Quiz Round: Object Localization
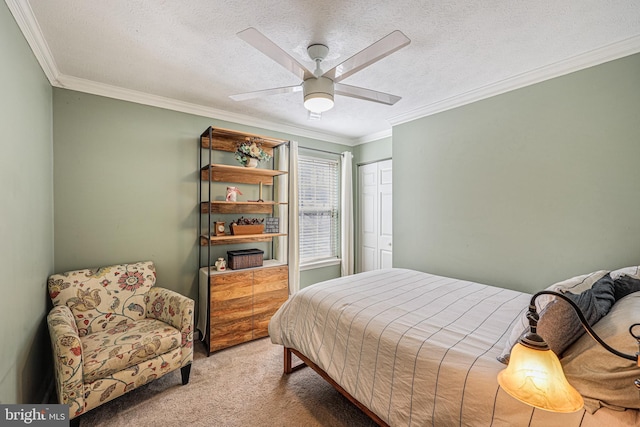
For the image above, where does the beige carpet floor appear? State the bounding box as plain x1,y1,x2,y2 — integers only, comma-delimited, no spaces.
78,338,377,427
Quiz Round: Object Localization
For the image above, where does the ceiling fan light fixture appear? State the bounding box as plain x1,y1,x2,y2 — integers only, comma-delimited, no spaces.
232,28,410,113
304,94,334,113
303,76,334,113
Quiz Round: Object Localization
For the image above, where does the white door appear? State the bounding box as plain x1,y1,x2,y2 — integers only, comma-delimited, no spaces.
359,159,392,272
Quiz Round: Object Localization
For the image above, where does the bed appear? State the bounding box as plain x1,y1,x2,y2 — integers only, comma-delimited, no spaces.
268,268,640,426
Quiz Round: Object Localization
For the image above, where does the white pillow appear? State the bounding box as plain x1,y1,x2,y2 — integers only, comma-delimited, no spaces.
497,270,610,364
610,265,640,280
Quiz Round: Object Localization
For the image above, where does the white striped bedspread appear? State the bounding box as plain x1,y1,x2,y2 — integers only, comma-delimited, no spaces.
268,268,638,427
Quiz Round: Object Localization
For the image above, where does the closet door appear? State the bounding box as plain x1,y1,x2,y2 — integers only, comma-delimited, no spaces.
359,159,392,272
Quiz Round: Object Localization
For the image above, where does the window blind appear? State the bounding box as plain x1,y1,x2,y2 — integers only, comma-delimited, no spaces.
298,155,339,264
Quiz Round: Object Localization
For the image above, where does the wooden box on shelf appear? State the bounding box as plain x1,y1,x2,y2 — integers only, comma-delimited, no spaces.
230,223,264,235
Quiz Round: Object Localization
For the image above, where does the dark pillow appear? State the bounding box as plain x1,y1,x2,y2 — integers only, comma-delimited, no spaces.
613,274,640,300
537,273,615,356
497,270,609,365
497,270,610,364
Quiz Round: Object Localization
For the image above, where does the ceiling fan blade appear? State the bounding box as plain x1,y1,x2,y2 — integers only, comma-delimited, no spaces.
237,27,313,81
334,83,401,105
230,85,302,101
323,30,410,83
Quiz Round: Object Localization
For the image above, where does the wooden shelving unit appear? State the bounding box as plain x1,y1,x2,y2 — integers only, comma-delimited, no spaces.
198,126,290,355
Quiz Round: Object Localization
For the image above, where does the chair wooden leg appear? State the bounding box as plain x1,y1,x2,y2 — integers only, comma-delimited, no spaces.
181,363,192,385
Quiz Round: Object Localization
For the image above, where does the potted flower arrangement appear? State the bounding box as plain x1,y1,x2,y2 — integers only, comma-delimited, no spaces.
235,139,272,168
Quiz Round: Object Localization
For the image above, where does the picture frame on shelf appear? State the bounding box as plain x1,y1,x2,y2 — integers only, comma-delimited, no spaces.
265,217,279,234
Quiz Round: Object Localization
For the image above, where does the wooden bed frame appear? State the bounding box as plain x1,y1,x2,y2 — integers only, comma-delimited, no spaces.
283,346,389,427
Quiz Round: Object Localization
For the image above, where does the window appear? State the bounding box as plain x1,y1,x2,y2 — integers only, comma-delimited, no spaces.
298,155,339,265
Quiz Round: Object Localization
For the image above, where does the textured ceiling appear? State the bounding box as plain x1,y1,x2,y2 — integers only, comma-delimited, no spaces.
13,0,640,143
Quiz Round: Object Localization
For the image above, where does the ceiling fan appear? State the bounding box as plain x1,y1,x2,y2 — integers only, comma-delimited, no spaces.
230,28,411,118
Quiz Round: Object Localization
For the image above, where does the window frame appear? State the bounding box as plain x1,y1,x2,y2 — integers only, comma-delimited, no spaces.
297,152,341,269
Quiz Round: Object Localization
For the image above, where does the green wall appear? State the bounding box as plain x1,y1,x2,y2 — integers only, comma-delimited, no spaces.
353,136,392,165
394,53,640,293
52,89,351,299
0,3,54,403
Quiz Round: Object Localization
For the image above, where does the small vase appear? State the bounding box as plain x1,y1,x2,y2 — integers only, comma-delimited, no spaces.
245,158,258,168
214,257,226,271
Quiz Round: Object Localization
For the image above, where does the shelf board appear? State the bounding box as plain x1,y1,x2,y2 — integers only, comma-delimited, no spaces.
200,127,288,153
199,233,287,246
199,259,287,276
201,201,288,214
203,164,287,176
201,164,287,185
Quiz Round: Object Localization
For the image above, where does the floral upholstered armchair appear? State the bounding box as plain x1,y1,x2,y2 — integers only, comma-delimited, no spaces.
47,261,194,420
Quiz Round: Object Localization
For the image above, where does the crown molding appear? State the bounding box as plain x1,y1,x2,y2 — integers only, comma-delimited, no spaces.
354,129,392,145
55,74,355,145
5,0,60,85
389,35,640,127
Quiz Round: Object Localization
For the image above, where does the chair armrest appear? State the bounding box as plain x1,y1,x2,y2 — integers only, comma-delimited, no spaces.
145,287,195,364
47,305,85,418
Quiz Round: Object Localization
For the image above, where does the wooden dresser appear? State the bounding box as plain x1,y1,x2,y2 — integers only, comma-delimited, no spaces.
200,262,288,352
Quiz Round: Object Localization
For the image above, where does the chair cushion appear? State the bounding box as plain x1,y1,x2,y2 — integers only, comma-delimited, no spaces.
82,318,181,383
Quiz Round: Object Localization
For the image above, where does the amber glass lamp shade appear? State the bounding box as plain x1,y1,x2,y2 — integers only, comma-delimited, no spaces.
497,342,584,413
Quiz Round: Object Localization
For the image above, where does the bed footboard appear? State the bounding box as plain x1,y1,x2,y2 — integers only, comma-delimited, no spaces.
282,346,389,427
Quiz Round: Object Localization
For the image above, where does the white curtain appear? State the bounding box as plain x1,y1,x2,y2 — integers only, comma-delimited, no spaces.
277,141,300,294
340,151,354,276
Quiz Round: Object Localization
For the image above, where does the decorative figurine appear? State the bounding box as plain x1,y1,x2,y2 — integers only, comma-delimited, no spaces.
226,186,242,202
214,257,226,271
